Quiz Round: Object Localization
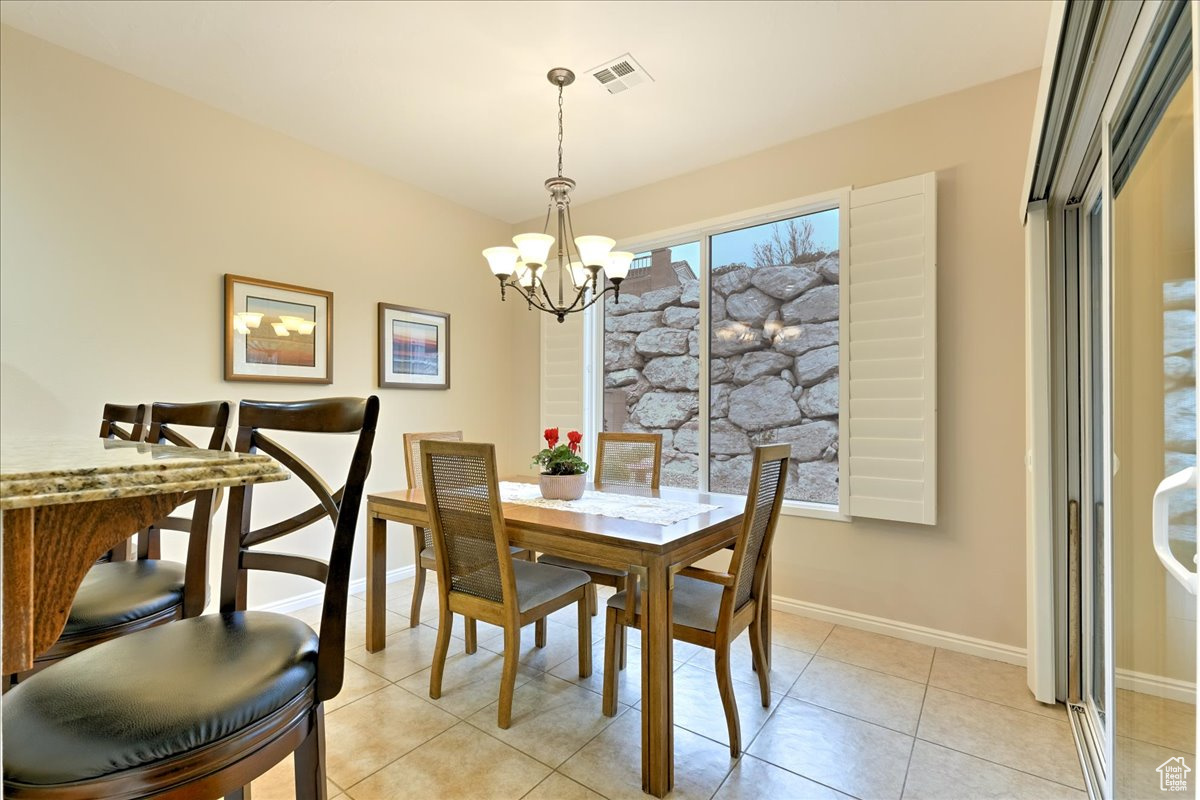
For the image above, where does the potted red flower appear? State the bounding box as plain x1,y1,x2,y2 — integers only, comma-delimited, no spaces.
532,428,589,500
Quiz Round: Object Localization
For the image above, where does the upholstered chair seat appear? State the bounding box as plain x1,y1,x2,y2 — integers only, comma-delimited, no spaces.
529,555,627,579
3,612,318,788
606,574,725,633
61,560,187,636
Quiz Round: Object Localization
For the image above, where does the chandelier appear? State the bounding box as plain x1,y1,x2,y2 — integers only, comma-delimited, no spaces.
482,68,632,323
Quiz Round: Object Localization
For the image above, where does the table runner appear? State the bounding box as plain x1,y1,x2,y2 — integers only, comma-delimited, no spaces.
499,481,720,526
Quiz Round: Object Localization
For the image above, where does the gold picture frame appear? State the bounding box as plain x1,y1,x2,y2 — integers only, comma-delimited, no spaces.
224,274,333,384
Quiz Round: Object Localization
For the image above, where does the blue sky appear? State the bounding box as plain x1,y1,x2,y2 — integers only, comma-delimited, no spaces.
639,208,839,277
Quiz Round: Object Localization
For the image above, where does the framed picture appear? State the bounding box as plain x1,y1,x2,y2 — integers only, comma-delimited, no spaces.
224,274,333,384
378,303,450,389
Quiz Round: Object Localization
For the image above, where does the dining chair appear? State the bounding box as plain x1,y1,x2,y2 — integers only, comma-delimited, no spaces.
538,432,661,664
95,402,149,563
3,396,379,800
423,440,592,729
11,401,230,682
404,431,534,653
600,443,790,757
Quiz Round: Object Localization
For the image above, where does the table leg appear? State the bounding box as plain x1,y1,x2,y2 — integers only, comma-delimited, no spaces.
3,508,35,675
641,555,674,797
366,515,387,653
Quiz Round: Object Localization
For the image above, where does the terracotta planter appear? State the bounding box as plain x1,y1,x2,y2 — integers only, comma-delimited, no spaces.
539,472,586,500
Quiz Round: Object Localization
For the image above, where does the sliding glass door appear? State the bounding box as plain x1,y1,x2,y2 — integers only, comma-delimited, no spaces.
1071,48,1197,800
1108,69,1196,799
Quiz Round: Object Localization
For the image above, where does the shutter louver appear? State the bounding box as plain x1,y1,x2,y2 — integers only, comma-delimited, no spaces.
846,173,937,524
539,303,587,440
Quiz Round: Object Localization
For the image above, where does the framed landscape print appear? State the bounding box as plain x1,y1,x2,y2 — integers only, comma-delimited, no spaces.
224,274,333,383
378,303,449,389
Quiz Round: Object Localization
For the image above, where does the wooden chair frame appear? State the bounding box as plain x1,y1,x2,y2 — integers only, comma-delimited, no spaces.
422,441,592,729
541,431,662,660
601,444,790,757
4,397,379,800
403,430,534,652
401,430,462,633
97,403,148,563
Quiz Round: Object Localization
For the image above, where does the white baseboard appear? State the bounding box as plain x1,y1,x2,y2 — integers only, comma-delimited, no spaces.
1116,668,1197,704
771,594,1028,667
252,564,417,614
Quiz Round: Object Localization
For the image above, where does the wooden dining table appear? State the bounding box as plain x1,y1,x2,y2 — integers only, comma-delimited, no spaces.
0,437,288,675
364,478,748,798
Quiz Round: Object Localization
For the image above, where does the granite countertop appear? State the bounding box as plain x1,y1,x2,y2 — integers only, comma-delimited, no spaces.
0,438,289,510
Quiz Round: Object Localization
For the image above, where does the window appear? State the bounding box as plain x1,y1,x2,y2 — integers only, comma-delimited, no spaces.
603,241,701,488
708,210,840,502
571,175,936,523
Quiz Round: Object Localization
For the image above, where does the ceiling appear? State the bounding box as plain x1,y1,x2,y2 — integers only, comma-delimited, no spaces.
0,0,1051,222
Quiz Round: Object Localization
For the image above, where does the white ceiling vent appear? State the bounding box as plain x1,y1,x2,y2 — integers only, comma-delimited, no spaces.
588,54,653,94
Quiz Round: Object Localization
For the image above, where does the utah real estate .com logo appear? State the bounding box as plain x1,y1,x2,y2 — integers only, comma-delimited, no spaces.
1158,756,1191,792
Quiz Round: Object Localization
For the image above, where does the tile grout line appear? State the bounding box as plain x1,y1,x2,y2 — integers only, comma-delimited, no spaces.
909,736,1088,794
925,683,1071,723
897,683,929,800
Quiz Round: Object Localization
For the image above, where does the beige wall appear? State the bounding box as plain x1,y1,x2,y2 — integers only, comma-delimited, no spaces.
0,26,526,608
512,70,1041,647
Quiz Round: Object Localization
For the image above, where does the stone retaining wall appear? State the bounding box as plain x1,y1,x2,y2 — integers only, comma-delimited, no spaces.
603,253,841,503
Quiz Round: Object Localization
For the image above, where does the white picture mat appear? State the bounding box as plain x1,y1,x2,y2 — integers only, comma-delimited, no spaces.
383,307,447,385
230,281,329,379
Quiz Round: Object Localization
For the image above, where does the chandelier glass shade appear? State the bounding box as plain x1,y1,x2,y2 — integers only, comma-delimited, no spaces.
482,68,631,323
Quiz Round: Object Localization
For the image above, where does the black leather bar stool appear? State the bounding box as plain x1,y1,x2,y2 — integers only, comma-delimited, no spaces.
3,396,379,800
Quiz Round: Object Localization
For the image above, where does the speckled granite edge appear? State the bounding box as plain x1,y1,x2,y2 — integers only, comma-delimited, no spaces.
0,462,289,511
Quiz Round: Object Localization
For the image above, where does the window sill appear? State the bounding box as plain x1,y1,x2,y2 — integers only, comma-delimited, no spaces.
780,500,850,523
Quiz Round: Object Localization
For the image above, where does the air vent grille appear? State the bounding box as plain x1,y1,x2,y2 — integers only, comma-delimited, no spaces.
588,53,653,94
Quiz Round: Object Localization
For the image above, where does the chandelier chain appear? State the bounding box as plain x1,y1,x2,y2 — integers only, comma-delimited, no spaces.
557,82,564,178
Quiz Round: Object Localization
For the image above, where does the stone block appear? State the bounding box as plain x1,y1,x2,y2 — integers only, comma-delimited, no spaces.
711,383,732,418
794,345,839,386
605,368,639,388
729,377,803,432
643,355,699,391
725,287,780,327
680,281,701,308
663,306,700,329
781,285,840,324
754,420,838,462
604,332,642,371
799,378,839,418
631,391,699,428
635,327,690,357
788,460,839,504
816,254,840,284
711,320,766,356
712,265,753,296
605,310,663,333
750,265,822,300
733,351,793,384
640,285,684,311
605,293,643,315
773,321,839,356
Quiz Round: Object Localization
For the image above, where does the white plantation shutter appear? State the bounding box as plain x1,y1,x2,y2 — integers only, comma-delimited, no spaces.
537,279,595,452
845,173,937,524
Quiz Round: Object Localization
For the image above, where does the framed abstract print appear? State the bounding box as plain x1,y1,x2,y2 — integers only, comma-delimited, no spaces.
378,303,449,390
224,274,332,384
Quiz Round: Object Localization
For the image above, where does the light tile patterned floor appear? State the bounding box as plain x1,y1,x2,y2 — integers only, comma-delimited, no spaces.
251,578,1085,800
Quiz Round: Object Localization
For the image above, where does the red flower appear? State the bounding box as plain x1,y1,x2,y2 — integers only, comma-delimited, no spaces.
544,427,559,448
567,430,582,454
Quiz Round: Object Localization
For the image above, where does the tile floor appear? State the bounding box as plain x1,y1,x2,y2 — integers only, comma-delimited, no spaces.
251,577,1086,800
